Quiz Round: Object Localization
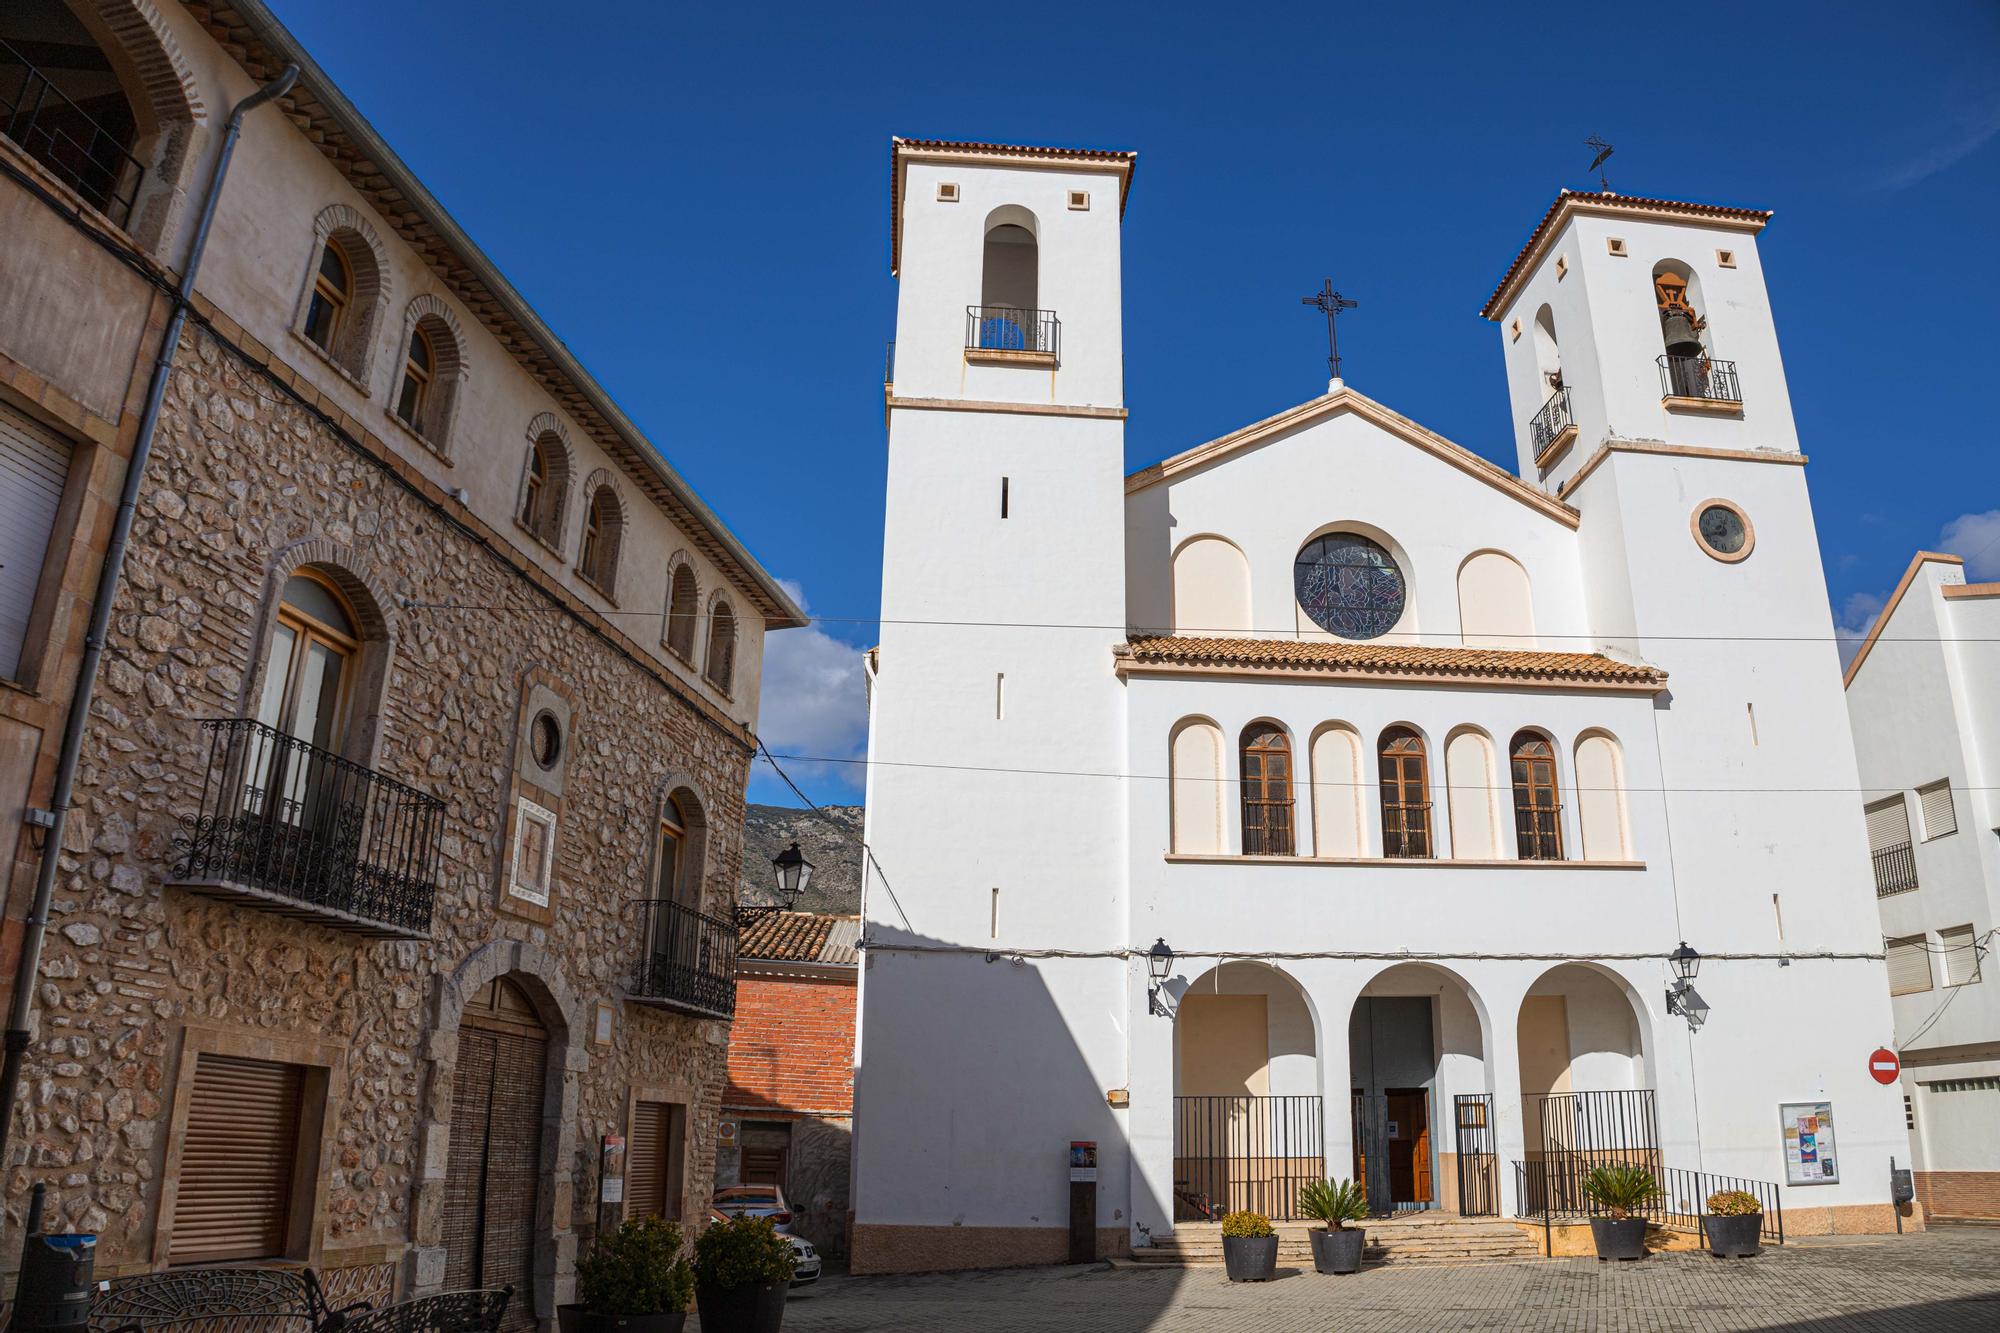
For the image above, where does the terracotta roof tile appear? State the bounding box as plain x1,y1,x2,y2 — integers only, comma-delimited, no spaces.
738,911,838,963
1480,190,1772,320
1119,636,1664,687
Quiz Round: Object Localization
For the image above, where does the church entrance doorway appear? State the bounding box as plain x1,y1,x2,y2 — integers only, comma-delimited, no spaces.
444,977,548,1333
1349,965,1491,1216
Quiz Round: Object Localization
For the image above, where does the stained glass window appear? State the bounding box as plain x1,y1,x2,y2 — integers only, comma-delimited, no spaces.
1294,534,1406,640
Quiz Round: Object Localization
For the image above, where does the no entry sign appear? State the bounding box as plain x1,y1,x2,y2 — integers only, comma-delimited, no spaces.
1868,1048,1901,1085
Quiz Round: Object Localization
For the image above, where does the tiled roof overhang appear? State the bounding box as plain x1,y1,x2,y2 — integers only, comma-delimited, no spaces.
1118,636,1666,692
890,136,1136,274
185,1,806,628
1480,190,1773,321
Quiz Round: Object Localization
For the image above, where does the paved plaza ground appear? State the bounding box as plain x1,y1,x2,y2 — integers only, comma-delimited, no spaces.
702,1226,2000,1332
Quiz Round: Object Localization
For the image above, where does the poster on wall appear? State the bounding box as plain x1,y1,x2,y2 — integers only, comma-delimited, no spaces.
1779,1101,1838,1185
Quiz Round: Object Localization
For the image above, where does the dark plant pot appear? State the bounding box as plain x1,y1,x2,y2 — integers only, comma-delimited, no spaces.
1702,1213,1763,1258
1589,1217,1648,1261
1310,1227,1365,1274
693,1279,787,1333
555,1307,687,1333
1222,1234,1278,1282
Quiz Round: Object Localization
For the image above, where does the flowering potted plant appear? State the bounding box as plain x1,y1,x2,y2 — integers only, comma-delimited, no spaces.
1298,1179,1368,1274
558,1217,694,1333
1219,1210,1277,1282
1702,1190,1764,1258
1581,1164,1659,1261
693,1214,796,1333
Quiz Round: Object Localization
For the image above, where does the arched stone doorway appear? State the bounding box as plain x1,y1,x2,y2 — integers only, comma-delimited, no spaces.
445,977,547,1332
1515,963,1657,1215
1348,963,1491,1215
1172,962,1322,1220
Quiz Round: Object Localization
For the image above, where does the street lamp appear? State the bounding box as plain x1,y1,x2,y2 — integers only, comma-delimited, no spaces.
1666,941,1707,1031
1669,941,1701,983
739,842,813,925
1146,938,1175,1017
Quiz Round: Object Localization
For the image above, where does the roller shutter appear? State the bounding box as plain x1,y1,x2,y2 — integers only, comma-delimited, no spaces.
0,402,73,681
628,1101,668,1219
169,1053,305,1263
1886,936,1933,997
1917,781,1958,840
1864,797,1911,853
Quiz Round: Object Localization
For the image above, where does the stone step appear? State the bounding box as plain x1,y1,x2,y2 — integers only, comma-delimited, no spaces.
1137,1218,1541,1269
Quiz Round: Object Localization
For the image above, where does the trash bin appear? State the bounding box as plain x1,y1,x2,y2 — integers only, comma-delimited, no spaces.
14,1234,96,1333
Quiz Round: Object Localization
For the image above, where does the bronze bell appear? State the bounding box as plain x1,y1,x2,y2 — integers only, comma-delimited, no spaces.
1660,309,1703,359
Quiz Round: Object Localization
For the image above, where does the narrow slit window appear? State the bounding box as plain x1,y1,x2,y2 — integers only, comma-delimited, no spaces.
995,672,1005,720
1001,477,1009,518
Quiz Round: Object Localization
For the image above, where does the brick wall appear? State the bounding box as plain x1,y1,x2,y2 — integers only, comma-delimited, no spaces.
723,973,856,1115
1915,1171,2000,1220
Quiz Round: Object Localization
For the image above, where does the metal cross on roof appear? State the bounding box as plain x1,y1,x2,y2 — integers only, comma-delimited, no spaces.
1300,279,1359,384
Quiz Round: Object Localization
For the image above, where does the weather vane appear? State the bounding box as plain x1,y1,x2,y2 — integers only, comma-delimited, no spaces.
1586,135,1615,192
1300,279,1358,384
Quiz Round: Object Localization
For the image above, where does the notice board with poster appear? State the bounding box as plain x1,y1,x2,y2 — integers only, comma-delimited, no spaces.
1779,1102,1838,1185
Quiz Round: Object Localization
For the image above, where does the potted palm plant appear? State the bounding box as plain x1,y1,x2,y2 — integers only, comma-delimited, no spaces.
1298,1179,1368,1274
1581,1164,1659,1261
558,1217,694,1333
1219,1210,1278,1282
1702,1189,1764,1258
693,1214,796,1333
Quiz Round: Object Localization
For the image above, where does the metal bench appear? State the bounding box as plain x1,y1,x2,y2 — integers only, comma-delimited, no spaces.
323,1290,511,1333
90,1268,370,1333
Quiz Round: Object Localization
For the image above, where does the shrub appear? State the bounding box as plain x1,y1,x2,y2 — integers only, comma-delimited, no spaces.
1297,1179,1369,1231
1220,1210,1274,1239
694,1213,797,1290
1581,1164,1661,1219
1705,1190,1763,1217
575,1217,693,1316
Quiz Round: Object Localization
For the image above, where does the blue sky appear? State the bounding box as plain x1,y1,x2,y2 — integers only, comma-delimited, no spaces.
271,0,2000,806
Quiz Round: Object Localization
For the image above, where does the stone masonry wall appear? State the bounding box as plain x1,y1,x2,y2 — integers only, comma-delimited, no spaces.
4,324,747,1282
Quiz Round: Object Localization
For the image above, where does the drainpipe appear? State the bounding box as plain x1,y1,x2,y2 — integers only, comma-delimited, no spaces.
0,64,300,1181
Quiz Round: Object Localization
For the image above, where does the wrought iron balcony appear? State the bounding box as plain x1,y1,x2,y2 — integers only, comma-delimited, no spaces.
168,718,443,938
1,38,144,225
1872,842,1919,897
628,898,737,1019
965,305,1060,363
1529,386,1576,463
1658,353,1741,404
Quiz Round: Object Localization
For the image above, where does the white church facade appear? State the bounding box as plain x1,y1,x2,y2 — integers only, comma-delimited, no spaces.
851,137,1916,1272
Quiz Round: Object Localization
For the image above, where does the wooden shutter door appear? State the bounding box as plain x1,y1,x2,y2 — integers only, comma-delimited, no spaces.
442,1031,498,1292
170,1053,304,1263
628,1102,667,1218
0,402,72,681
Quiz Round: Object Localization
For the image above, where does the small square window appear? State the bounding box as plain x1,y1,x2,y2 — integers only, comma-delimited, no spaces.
1555,255,1568,280
1509,319,1522,342
1716,248,1737,268
1068,190,1090,211
936,182,960,203
1606,237,1628,256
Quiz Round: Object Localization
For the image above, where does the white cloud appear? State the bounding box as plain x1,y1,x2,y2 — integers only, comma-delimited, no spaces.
1834,590,1885,668
1939,509,2000,580
1875,99,2000,191
752,580,868,798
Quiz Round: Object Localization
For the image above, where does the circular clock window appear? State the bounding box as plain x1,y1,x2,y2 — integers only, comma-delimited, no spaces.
1693,501,1754,563
1294,533,1407,640
530,711,563,770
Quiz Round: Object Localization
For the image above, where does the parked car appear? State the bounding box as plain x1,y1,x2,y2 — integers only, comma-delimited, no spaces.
712,1184,791,1225
707,1203,821,1286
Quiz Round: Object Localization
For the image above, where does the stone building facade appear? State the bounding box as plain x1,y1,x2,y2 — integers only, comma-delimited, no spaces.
0,1,802,1321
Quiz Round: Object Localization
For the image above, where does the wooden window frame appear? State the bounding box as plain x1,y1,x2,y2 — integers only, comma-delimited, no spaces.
395,324,436,431
665,562,699,661
265,569,360,748
703,600,737,693
521,440,548,532
1379,727,1432,859
1239,724,1295,856
1510,731,1565,861
303,241,351,354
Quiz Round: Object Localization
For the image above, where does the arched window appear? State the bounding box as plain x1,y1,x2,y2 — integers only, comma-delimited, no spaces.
395,324,435,430
1653,261,1723,398
252,570,360,821
1531,304,1562,393
1170,718,1226,854
391,300,465,453
1510,731,1564,861
1445,728,1501,859
579,486,623,596
1240,723,1295,856
975,207,1043,352
0,6,142,223
515,418,573,550
1309,723,1365,857
1574,732,1630,861
657,794,695,906
303,242,351,354
1379,726,1431,858
1172,536,1251,635
665,561,699,661
1457,551,1535,649
704,599,737,693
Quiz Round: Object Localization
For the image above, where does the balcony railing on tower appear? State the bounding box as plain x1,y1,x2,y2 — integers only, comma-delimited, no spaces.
1871,842,1919,897
1,37,145,225
1529,386,1575,463
169,718,443,938
627,898,737,1019
1658,353,1741,404
965,305,1060,363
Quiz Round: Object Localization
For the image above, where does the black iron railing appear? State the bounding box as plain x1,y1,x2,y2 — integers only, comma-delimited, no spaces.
1529,387,1574,457
966,305,1060,361
1454,1093,1500,1217
1872,842,1918,897
1520,1089,1661,1213
1173,1094,1323,1221
170,718,442,936
629,898,737,1017
1658,353,1741,403
1,38,144,224
1513,1159,1783,1245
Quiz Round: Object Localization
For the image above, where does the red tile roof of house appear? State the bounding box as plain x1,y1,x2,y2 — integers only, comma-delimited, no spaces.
738,911,838,963
1119,636,1665,688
